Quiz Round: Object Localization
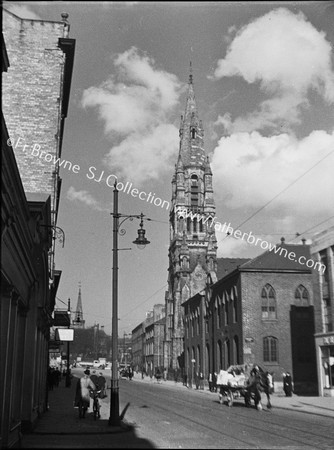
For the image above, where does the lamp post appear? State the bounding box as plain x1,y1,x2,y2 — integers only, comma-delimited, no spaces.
66,298,71,387
109,182,150,426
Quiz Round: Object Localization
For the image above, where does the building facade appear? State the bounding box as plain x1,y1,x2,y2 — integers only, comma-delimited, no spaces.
164,68,218,373
311,226,334,396
2,8,75,285
183,240,318,394
1,8,75,444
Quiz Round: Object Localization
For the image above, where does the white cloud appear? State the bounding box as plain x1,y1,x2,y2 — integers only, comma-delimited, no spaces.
212,7,334,133
66,187,108,211
103,124,179,185
5,3,42,20
82,47,182,185
211,130,334,215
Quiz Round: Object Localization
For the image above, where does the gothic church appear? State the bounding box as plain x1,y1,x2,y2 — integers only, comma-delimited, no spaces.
163,68,218,370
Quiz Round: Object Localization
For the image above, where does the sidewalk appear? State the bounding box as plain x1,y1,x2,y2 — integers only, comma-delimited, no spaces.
20,376,155,448
132,372,334,419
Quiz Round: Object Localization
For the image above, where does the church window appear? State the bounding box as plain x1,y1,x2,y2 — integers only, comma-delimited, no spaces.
191,127,196,139
199,220,203,232
193,218,197,232
224,299,229,325
261,284,277,320
187,218,191,232
191,174,199,207
295,285,309,307
263,336,278,362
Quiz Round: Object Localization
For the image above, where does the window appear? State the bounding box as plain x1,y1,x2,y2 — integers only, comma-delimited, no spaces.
191,174,199,207
224,299,229,325
191,127,196,139
263,336,278,362
261,284,276,319
295,285,309,307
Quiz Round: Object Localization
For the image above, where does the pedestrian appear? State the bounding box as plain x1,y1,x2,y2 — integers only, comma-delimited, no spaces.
90,370,99,388
208,373,213,392
199,372,204,390
55,367,61,387
98,372,106,398
213,372,217,392
283,372,293,397
74,369,96,419
195,372,199,389
47,367,54,391
128,367,133,381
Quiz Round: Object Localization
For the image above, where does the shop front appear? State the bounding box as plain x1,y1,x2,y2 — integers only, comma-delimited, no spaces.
315,333,334,397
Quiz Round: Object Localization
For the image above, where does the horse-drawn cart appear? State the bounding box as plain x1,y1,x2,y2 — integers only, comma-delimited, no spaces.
217,365,248,407
217,364,272,410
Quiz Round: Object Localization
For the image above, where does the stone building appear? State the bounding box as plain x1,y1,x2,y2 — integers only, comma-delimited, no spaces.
1,8,75,444
132,304,165,376
311,226,334,396
183,239,318,393
164,67,218,374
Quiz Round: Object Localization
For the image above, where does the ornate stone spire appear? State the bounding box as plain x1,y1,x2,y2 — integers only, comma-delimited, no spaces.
178,64,206,168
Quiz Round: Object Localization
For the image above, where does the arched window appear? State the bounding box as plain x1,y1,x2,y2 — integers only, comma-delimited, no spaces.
225,298,229,325
225,339,230,368
191,127,196,139
295,285,309,307
193,218,197,232
191,174,199,207
217,340,223,371
263,336,278,362
187,218,191,232
233,336,239,365
261,284,276,319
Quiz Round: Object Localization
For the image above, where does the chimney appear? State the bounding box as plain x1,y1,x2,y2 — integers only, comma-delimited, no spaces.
61,12,70,38
280,237,285,244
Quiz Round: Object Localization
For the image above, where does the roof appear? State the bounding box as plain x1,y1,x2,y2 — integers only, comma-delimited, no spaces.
239,241,312,272
217,258,250,279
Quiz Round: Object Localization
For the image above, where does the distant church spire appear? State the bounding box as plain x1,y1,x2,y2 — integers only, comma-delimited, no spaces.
73,282,85,328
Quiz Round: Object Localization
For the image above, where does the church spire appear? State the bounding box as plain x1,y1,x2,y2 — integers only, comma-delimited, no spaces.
73,282,85,328
179,64,206,168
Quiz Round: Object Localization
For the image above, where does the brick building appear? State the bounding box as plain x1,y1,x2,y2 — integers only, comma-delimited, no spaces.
2,8,75,282
311,226,334,396
1,8,75,444
183,239,318,393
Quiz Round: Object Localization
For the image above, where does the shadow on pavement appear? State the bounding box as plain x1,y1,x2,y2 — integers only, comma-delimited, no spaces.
20,376,156,448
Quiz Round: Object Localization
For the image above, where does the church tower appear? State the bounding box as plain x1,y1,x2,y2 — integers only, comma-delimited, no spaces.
164,65,218,371
72,282,85,328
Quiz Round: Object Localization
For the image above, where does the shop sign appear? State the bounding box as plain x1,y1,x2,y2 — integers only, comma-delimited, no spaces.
323,336,334,345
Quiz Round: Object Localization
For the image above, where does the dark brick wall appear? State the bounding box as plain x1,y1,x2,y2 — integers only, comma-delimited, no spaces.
240,270,314,382
3,10,67,214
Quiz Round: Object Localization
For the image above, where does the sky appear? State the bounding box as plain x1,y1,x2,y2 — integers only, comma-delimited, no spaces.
4,1,334,336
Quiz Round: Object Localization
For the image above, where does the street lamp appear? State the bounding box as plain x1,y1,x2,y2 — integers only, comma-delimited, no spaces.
109,181,150,426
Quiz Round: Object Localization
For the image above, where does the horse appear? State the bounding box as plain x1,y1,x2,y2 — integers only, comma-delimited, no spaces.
244,366,272,410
